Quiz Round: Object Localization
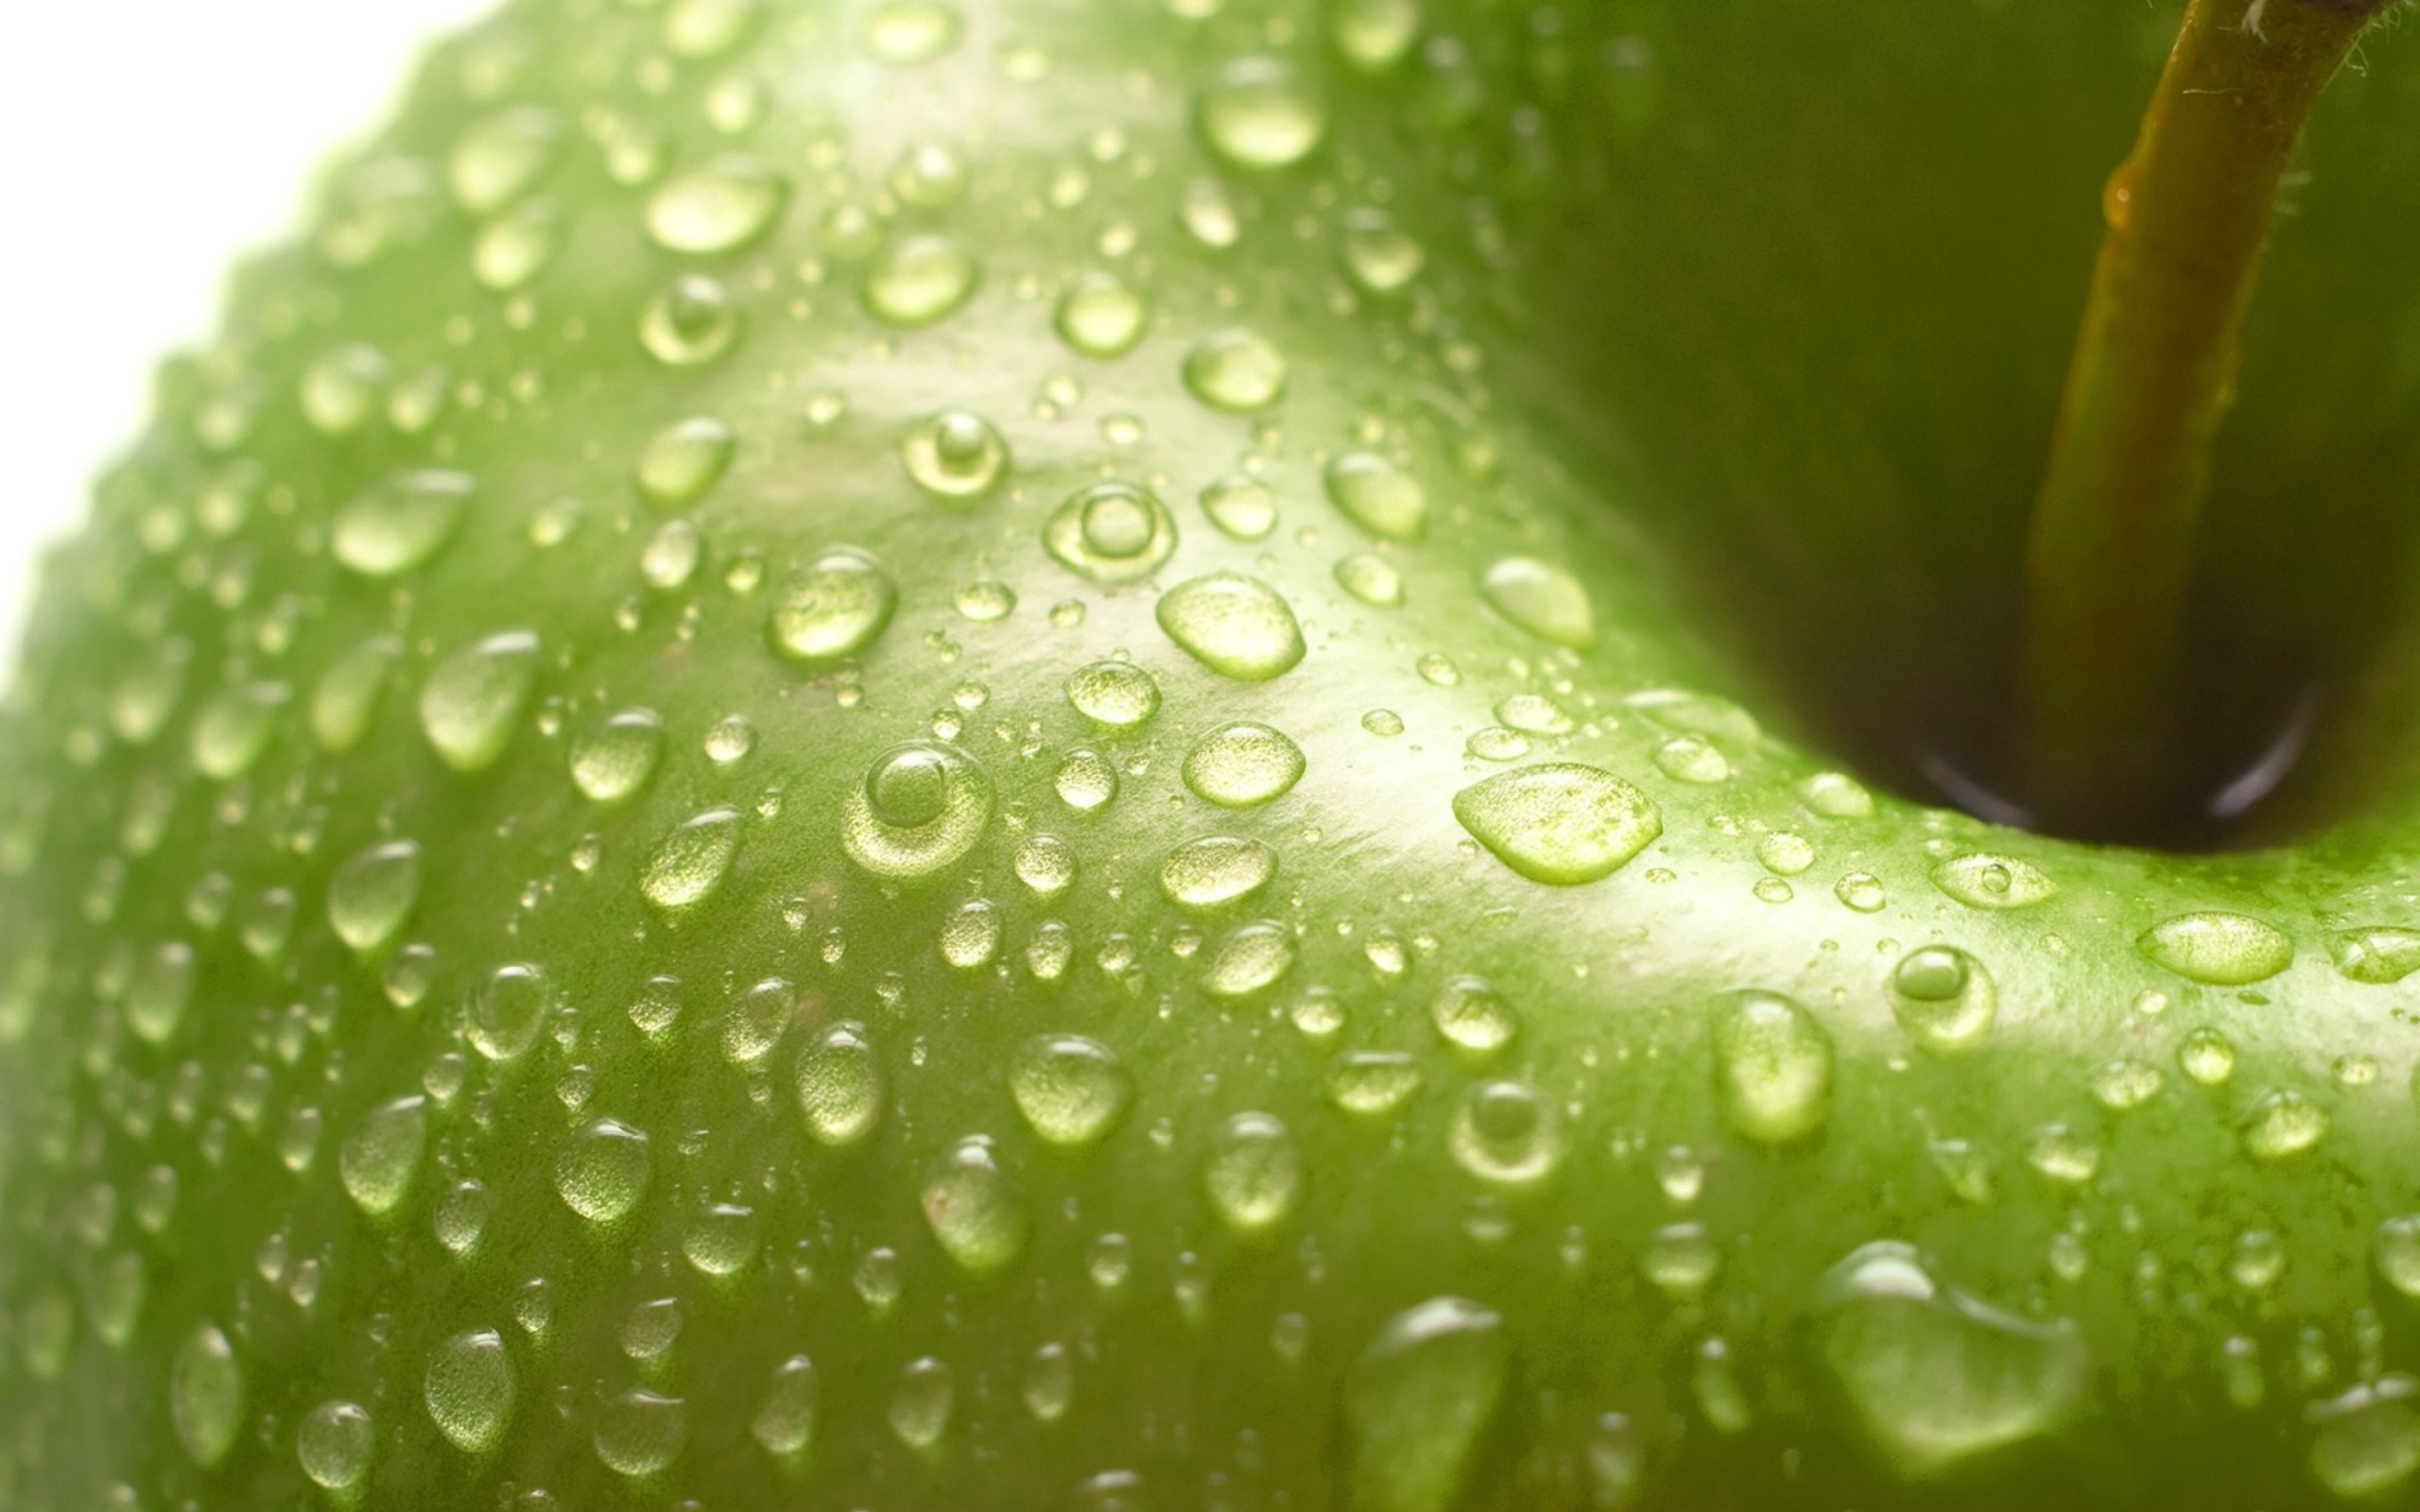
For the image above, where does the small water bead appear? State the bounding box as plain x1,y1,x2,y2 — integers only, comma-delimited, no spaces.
2240,1090,2328,1160
1331,0,1423,70
1891,946,1996,1053
334,469,474,577
1198,57,1326,168
1204,1112,1304,1233
1710,989,1835,1143
955,578,1016,621
555,1117,652,1224
2138,911,2293,985
890,1356,956,1449
938,901,1003,969
2026,1125,2100,1185
862,0,962,63
640,274,741,366
1451,1080,1564,1185
2309,1378,2420,1498
450,105,562,213
795,1022,884,1145
126,940,196,1044
1799,771,1876,819
1643,1223,1722,1297
1065,660,1162,727
635,416,737,508
312,635,401,753
752,1356,818,1459
1478,557,1595,648
1811,1243,2092,1479
1343,1298,1508,1512
864,234,981,326
420,630,542,772
1056,270,1149,357
766,547,897,665
329,839,422,954
298,1400,374,1492
1341,207,1426,293
1335,553,1404,607
1184,327,1289,412
472,198,561,289
570,709,666,802
1431,975,1517,1055
1453,764,1662,885
1183,721,1305,808
424,1330,515,1453
641,807,741,911
2088,1057,2165,1110
1328,1051,1423,1115
1926,854,2055,913
842,743,994,879
2178,1026,2238,1086
171,1323,244,1466
1160,835,1277,909
901,410,1009,500
339,1095,428,1216
1201,473,1278,539
1047,482,1179,582
1324,452,1426,541
646,155,787,253
435,1180,492,1255
1157,573,1305,680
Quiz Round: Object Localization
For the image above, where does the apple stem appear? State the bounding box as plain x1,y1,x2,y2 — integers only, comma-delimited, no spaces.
2018,0,2394,834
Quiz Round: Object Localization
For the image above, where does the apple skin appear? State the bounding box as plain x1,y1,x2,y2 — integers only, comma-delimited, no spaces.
5,2,2420,1510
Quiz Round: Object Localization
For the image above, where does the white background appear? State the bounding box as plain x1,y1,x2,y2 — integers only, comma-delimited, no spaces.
0,0,496,664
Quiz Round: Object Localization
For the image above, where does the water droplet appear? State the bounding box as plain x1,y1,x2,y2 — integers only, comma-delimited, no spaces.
1799,771,1876,819
312,635,402,753
2088,1057,2165,1110
334,470,475,577
1932,853,2057,910
955,578,1016,621
1183,722,1305,808
473,198,562,289
635,416,737,508
126,940,196,1045
1161,835,1277,909
765,547,897,666
424,1330,515,1453
1890,946,1996,1053
330,840,422,954
1156,573,1305,680
1710,989,1834,1143
419,630,542,773
1341,208,1426,293
640,274,741,366
1055,747,1119,810
1057,270,1149,357
641,808,741,911
1331,0,1423,71
889,1356,956,1448
595,1389,688,1477
2139,911,2292,985
920,1136,1028,1272
720,978,794,1064
2178,1026,2238,1086
298,1400,374,1492
752,1356,818,1458
933,900,1000,970
1324,452,1426,541
2026,1124,2100,1184
1335,553,1404,607
1011,1035,1133,1146
1343,1298,1507,1512
1478,557,1595,648
340,1095,428,1216
796,1022,884,1145
862,0,962,64
1201,473,1277,539
647,154,787,253
1451,1079,1563,1185
901,410,1008,500
1431,975,1517,1055
435,1179,492,1255
571,709,666,802
450,105,562,213
2379,1217,2420,1297
1047,482,1179,582
2309,1378,2420,1498
301,343,390,434
1066,660,1163,727
2240,1090,2327,1160
188,679,288,780
1328,1051,1423,1115
1183,327,1288,412
843,743,994,879
1453,764,1661,885
1204,1111,1303,1233
555,1117,651,1223
1199,58,1326,169
1013,834,1078,898
468,963,551,1061
1203,919,1297,998
864,234,980,326
1812,1242,2091,1479
171,1323,243,1466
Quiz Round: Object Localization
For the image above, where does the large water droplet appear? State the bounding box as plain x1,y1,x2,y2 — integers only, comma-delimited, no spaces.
1046,482,1179,582
298,1400,374,1492
451,105,562,214
1199,58,1327,169
570,709,666,802
329,839,422,954
171,1323,244,1466
1450,1079,1564,1185
1203,919,1297,998
921,1136,1028,1272
864,234,981,326
334,470,475,577
901,410,1008,500
766,547,897,666
339,1094,428,1216
313,635,403,753
1066,660,1163,728
1204,1111,1303,1233
1932,853,2056,911
424,1330,515,1453
555,1117,651,1223
1343,1298,1508,1512
634,416,737,508
191,680,290,780
1324,452,1426,541
1056,270,1149,357
642,808,742,912
1711,989,1835,1143
1328,1051,1424,1116
1201,473,1278,539
1478,557,1595,648
1430,975,1517,1055
1331,0,1422,71
1183,328,1288,412
595,1389,688,1477
1812,1242,2091,1480
1011,1035,1134,1147
2309,1378,2420,1498
126,940,196,1045
1184,721,1305,807
640,274,742,367
1157,573,1305,680
1453,764,1661,885
842,743,994,879
1160,835,1277,909
1341,208,1427,293
889,1356,956,1448
1892,947,1996,1053
647,154,788,253
796,1022,884,1145
469,962,551,1062
2329,927,2420,986
752,1356,818,1459
419,630,542,773
2138,912,2292,985
2239,1090,2327,1161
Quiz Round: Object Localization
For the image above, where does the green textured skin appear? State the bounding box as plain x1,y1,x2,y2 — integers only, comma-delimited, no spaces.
4,2,2420,1509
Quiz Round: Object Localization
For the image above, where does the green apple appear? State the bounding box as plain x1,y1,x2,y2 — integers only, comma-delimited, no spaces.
6,1,2420,1509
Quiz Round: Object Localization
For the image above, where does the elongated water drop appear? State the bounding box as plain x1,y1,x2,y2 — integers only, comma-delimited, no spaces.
1204,1112,1303,1233
1343,1298,1507,1512
424,1330,515,1453
1184,721,1305,807
752,1356,818,1459
1932,853,2057,911
570,709,666,802
635,417,736,508
329,839,421,954
451,105,562,213
1157,573,1305,680
190,680,289,780
555,1118,651,1223
469,962,550,1062
1011,1035,1134,1146
647,155,787,253
796,1022,884,1145
1161,835,1277,909
864,234,980,326
313,635,402,753
1184,328,1288,412
126,940,196,1044
1453,764,1661,885
334,470,475,577
298,1400,374,1492
1066,661,1162,728
339,1094,428,1216
420,630,542,773
1479,557,1595,648
2309,1379,2420,1498
1324,452,1426,541
171,1323,244,1467
921,1136,1028,1272
2138,912,2292,985
1710,990,1834,1143
595,1389,688,1477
